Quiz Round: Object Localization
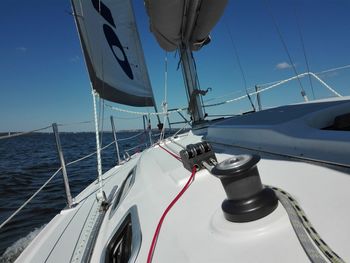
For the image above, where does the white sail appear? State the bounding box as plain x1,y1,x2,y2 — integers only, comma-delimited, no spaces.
71,0,155,106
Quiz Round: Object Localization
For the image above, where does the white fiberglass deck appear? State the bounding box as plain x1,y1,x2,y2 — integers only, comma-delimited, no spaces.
16,131,350,262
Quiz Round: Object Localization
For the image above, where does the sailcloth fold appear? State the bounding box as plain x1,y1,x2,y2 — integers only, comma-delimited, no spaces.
72,0,155,106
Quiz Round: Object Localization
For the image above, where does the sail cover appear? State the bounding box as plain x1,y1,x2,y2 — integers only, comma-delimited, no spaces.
71,0,155,106
145,0,228,51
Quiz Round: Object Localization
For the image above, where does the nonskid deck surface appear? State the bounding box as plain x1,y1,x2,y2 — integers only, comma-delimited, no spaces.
15,131,350,262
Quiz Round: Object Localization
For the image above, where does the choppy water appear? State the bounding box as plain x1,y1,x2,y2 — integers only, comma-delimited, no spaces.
0,132,149,262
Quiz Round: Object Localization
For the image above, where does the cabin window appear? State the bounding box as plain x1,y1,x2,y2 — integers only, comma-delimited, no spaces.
323,113,350,131
105,206,141,263
110,217,132,262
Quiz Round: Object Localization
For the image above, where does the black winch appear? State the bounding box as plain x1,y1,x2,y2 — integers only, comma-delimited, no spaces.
211,154,278,222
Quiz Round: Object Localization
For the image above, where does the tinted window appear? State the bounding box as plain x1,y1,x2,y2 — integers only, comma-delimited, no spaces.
110,216,132,263
105,207,141,263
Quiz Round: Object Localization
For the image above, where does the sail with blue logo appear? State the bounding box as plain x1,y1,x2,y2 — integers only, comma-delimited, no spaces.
71,0,155,106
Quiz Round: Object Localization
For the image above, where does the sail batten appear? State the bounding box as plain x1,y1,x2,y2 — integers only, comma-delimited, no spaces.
72,0,155,106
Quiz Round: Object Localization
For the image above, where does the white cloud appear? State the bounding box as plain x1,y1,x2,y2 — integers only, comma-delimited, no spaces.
16,47,27,52
275,62,292,70
318,71,339,79
70,55,80,63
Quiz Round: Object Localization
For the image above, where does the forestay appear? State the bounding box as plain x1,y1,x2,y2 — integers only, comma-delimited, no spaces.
71,0,155,106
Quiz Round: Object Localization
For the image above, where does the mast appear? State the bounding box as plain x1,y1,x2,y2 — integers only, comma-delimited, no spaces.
179,0,206,124
145,0,228,123
179,44,205,123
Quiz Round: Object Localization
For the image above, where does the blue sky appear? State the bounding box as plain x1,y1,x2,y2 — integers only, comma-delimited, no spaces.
0,0,349,132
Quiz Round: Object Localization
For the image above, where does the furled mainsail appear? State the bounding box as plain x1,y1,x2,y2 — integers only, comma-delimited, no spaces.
72,0,155,106
145,0,228,51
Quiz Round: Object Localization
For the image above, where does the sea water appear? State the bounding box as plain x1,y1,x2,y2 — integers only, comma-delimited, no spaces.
0,132,149,262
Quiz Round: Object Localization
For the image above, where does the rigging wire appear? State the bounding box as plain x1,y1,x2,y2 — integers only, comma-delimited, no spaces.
106,58,346,118
191,52,207,117
262,0,307,101
106,104,186,116
98,0,106,153
293,4,315,99
257,64,350,87
0,137,120,230
117,131,145,142
203,71,342,108
160,51,169,141
205,63,349,105
224,19,256,112
0,168,62,230
107,66,343,117
110,115,143,120
0,125,52,140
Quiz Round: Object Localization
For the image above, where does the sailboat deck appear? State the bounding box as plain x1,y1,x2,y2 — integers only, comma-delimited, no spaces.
16,131,350,262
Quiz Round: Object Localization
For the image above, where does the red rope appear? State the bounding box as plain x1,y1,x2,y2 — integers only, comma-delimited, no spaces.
146,166,197,263
158,144,182,161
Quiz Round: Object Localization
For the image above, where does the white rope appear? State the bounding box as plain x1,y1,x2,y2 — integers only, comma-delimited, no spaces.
66,152,97,167
256,71,341,98
259,64,350,87
204,64,349,105
309,72,342,97
58,120,94,127
204,71,342,108
92,90,104,200
66,140,115,167
0,168,62,230
106,65,346,116
105,104,186,116
172,122,190,138
316,64,350,76
116,131,144,142
124,142,148,153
